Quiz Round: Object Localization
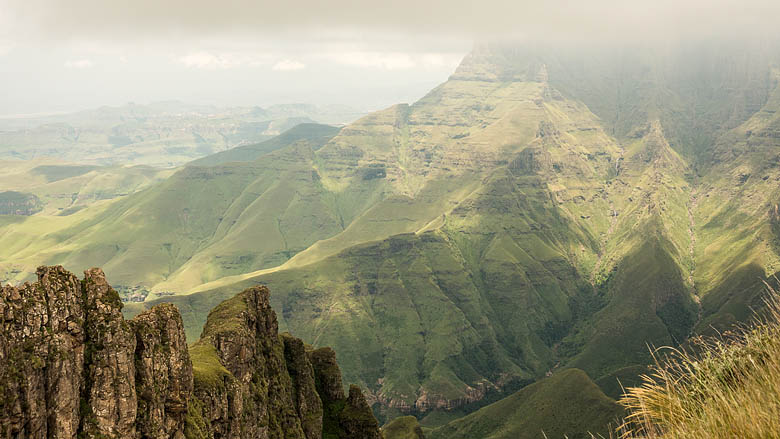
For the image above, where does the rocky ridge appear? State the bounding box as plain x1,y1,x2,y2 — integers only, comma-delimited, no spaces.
0,266,380,439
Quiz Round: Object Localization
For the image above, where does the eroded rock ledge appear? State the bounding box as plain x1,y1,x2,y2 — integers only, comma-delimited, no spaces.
0,266,380,439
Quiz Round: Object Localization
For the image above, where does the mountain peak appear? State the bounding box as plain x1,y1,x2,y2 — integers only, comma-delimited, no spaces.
450,44,548,83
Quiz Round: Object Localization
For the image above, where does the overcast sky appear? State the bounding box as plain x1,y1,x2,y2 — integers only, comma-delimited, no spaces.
1,0,779,115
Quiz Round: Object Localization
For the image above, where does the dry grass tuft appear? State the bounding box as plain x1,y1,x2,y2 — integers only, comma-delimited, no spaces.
617,280,780,438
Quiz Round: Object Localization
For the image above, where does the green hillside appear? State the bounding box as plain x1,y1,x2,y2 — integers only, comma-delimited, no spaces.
382,416,425,439
429,368,622,439
0,160,172,215
0,124,378,292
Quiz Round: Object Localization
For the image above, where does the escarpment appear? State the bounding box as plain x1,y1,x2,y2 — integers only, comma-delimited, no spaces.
0,266,380,439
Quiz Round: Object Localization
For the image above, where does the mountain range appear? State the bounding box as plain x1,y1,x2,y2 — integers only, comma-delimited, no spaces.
0,102,362,167
2,41,780,437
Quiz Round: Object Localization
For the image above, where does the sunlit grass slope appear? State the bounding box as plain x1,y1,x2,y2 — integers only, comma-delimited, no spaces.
0,159,172,215
0,125,355,291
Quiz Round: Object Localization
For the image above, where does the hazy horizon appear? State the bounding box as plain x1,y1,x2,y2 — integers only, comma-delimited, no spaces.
2,0,780,114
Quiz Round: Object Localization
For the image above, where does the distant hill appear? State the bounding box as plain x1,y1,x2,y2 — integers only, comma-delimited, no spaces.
0,102,362,167
189,123,340,166
0,159,172,216
382,416,425,439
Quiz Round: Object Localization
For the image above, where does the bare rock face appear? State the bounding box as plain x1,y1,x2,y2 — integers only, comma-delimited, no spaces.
131,303,193,439
0,266,85,437
81,267,138,438
189,286,326,439
192,286,313,438
0,267,380,439
309,345,382,439
186,285,382,439
283,334,324,439
0,266,185,438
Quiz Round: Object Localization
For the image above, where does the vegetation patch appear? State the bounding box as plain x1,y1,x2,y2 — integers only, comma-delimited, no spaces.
189,341,233,391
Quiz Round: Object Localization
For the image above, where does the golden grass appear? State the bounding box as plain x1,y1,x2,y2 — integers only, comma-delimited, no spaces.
618,281,780,438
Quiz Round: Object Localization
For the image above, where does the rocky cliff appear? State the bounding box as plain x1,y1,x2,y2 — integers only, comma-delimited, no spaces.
0,266,380,439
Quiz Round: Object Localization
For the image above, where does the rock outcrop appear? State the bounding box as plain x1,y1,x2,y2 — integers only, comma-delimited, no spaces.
185,286,381,439
0,191,42,216
0,266,380,439
131,303,193,439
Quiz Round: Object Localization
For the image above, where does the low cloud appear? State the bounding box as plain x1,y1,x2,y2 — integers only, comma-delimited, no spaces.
0,40,14,56
177,52,241,69
272,59,305,71
4,0,780,46
64,59,93,69
327,52,415,70
322,51,460,70
177,51,277,69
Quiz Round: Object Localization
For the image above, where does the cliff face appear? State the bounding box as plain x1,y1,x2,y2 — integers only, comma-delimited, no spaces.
0,266,380,439
132,303,193,439
184,286,381,439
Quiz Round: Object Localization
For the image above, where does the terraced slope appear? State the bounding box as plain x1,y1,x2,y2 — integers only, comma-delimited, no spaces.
692,67,780,331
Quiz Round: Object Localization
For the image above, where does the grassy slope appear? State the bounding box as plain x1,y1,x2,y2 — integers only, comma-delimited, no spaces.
0,161,173,283
382,416,425,439
429,368,623,439
692,68,780,332
188,123,340,166
560,120,699,398
139,47,780,427
423,47,780,438
0,125,368,292
0,159,172,215
425,50,780,435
